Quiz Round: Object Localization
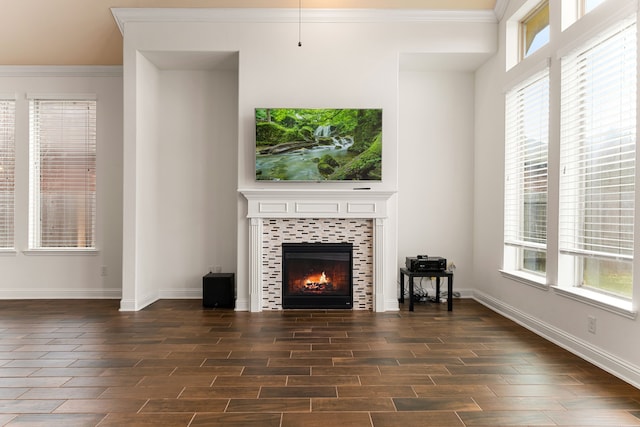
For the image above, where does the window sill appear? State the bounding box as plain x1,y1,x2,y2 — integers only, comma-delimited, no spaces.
552,286,637,320
500,269,549,290
0,249,17,256
22,249,99,256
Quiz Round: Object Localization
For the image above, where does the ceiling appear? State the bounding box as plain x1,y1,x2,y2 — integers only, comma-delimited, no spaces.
0,0,497,66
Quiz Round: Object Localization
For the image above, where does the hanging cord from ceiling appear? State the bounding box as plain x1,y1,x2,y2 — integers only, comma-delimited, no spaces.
298,0,302,47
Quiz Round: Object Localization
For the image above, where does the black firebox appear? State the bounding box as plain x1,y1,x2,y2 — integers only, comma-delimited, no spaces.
282,242,353,309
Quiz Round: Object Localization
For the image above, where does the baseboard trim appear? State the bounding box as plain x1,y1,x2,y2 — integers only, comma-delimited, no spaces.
0,289,121,299
473,290,640,389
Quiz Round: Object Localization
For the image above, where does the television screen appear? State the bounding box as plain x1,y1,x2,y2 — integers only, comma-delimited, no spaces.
255,108,382,181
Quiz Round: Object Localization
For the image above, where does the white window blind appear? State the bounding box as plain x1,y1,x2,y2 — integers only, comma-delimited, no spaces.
0,99,15,249
504,69,549,257
29,98,97,249
559,16,636,261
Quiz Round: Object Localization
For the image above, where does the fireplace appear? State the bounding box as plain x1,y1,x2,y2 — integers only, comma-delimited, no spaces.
239,188,395,312
282,242,353,309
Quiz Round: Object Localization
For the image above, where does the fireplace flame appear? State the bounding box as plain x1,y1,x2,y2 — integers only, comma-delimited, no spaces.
303,271,331,291
305,271,328,285
319,271,328,284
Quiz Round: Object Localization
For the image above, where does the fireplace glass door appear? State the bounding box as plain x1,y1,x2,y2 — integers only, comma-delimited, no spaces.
282,243,353,309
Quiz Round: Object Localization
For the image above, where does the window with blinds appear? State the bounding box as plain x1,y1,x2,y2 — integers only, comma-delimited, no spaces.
0,99,15,249
504,69,549,276
29,98,97,249
559,16,636,298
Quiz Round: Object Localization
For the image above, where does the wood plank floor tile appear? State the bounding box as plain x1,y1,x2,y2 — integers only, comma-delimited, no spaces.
337,385,416,398
96,413,194,427
282,411,373,427
190,412,282,427
140,398,229,412
412,384,497,398
312,397,395,412
4,413,106,426
370,411,465,427
181,386,260,399
226,398,310,412
18,387,106,399
259,386,337,398
545,409,640,426
393,396,480,412
0,399,64,413
53,398,147,413
457,409,555,426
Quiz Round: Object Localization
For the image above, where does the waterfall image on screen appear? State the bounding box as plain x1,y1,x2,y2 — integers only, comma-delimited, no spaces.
255,108,382,181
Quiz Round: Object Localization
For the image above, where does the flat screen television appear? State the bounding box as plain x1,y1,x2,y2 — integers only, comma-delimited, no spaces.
255,108,382,181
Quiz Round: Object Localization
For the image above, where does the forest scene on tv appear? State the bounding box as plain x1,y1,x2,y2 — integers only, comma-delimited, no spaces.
255,108,382,181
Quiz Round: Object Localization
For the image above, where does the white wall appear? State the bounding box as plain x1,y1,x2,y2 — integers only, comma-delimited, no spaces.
116,10,497,312
474,0,640,386
398,70,475,295
121,49,239,310
0,69,123,298
156,68,238,297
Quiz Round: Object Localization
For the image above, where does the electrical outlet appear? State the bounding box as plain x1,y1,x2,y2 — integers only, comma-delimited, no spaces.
587,315,596,334
100,266,108,277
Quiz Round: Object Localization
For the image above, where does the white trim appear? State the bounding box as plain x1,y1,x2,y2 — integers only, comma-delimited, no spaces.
158,288,202,299
503,57,551,93
500,269,549,290
556,3,638,59
374,218,385,312
22,249,99,256
111,7,497,35
0,93,17,100
0,289,121,299
494,0,509,21
26,93,97,101
0,66,123,78
552,286,636,319
474,290,640,389
239,189,395,219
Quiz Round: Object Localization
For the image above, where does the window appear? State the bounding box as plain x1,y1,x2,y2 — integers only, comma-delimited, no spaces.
582,0,605,15
559,16,636,299
29,97,97,249
521,1,550,59
563,0,610,31
504,69,550,278
0,99,15,249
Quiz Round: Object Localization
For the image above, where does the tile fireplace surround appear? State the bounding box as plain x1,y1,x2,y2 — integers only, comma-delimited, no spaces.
239,189,395,312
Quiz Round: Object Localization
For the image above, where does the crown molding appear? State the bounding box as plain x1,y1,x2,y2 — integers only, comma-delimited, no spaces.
0,66,123,77
494,0,509,21
111,7,497,35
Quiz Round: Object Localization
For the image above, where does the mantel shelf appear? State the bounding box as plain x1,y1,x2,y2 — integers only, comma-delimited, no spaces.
238,188,396,219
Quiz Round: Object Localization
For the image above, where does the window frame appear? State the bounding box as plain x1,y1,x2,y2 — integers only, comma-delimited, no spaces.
0,97,16,251
558,14,636,302
27,95,98,251
520,1,550,60
503,67,550,284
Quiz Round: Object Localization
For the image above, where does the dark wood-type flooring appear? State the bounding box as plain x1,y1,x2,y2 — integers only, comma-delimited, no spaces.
0,298,639,426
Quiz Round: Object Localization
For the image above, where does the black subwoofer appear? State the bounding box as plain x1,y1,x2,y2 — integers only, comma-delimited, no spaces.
203,273,235,309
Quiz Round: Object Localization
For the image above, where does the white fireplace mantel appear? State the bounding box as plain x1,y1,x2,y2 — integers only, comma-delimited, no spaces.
239,188,395,219
238,188,396,312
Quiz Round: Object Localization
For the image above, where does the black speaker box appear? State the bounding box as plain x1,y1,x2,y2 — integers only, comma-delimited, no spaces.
203,273,235,309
